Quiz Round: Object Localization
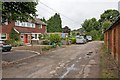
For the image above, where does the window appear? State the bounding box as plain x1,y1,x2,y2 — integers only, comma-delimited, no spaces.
32,34,38,40
21,36,23,38
15,21,35,28
20,35,24,41
1,33,6,39
22,22,26,27
27,22,30,27
35,34,37,39
15,21,20,26
38,24,42,29
32,23,35,28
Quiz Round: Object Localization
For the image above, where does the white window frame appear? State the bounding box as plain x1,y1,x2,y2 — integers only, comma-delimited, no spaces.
31,33,40,40
20,34,24,41
0,33,7,40
15,21,35,28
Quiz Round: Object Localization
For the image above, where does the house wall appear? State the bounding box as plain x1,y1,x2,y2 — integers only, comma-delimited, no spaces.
2,21,47,44
2,22,15,40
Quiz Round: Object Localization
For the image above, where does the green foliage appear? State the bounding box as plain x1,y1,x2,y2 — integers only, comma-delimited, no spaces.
82,18,100,32
82,17,103,40
2,2,38,23
82,9,119,41
48,34,62,43
5,39,15,44
99,9,119,31
5,39,23,47
40,17,47,23
10,28,20,41
43,34,49,39
47,13,62,32
100,9,120,23
102,20,112,31
87,30,102,40
38,34,42,40
69,38,76,44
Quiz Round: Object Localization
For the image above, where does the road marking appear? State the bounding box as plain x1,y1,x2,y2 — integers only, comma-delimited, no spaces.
16,50,41,55
2,52,12,55
60,64,78,79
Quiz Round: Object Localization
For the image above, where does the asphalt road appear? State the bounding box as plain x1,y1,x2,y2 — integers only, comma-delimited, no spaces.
2,41,103,78
2,50,39,62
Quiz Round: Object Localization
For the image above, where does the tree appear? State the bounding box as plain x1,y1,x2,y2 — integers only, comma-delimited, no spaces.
82,18,100,32
100,9,120,23
102,20,112,31
2,1,38,23
99,9,119,31
62,26,71,35
40,17,47,23
47,13,62,32
10,28,20,41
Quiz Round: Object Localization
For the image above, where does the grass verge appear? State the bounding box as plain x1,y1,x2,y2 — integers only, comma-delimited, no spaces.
100,43,119,78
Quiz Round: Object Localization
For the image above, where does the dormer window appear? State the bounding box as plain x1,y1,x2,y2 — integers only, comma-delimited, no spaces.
15,21,35,28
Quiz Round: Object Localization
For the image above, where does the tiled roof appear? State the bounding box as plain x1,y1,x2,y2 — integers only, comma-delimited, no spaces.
35,18,47,25
14,26,45,33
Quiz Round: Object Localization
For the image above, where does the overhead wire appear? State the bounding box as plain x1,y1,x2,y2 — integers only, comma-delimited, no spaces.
39,1,81,25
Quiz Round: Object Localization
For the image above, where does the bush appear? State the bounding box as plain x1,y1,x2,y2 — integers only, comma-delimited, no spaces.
9,28,20,41
48,34,62,43
5,39,15,44
69,38,76,44
43,34,49,39
5,40,24,47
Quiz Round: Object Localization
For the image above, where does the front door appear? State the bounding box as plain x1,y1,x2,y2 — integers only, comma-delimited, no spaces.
24,34,28,43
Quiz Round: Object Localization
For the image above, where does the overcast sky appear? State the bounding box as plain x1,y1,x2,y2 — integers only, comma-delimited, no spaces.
36,0,120,30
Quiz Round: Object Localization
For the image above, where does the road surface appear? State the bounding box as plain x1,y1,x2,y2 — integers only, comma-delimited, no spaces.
2,41,103,78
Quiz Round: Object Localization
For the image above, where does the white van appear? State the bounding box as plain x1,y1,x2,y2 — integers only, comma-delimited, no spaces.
76,35,86,44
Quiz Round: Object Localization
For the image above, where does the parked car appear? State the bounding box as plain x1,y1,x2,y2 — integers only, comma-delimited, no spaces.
76,35,87,44
0,41,12,52
86,36,92,41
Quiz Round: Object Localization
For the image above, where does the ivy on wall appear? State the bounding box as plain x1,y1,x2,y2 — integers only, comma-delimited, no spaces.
9,28,20,41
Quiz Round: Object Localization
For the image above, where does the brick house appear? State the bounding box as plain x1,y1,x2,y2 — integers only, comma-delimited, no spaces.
1,18,47,44
104,17,120,62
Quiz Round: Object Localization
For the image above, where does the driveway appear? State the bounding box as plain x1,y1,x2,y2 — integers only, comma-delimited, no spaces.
2,41,103,78
2,50,40,63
